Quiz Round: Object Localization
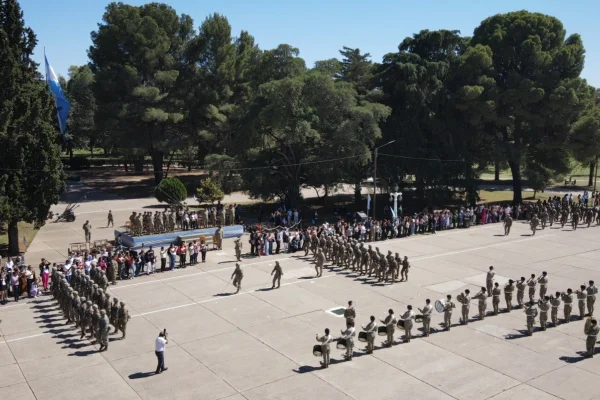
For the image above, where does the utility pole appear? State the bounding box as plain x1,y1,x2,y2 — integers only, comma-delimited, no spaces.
372,140,396,219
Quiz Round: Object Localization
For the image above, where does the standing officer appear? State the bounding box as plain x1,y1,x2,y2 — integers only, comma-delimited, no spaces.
503,214,513,235
234,239,242,262
315,248,325,277
271,261,283,289
400,256,410,281
83,220,92,243
215,226,223,250
231,263,243,294
107,210,114,228
344,301,356,326
486,266,495,297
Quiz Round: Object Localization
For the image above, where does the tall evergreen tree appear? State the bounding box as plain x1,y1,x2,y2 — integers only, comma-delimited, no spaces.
0,0,66,255
472,11,592,203
89,2,193,184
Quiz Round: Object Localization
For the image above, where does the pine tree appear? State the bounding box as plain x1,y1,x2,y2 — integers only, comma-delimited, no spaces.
0,0,66,255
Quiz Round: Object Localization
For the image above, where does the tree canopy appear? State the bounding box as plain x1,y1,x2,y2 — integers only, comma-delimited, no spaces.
0,0,66,255
30,5,600,212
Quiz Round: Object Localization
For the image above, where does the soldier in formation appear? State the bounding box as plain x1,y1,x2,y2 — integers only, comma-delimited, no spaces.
419,299,433,337
381,309,396,347
362,315,377,354
524,301,538,336
457,289,471,325
538,296,550,331
315,329,333,368
310,258,600,367
340,320,355,361
486,266,495,297
585,318,599,358
50,266,130,350
472,288,487,320
443,294,455,331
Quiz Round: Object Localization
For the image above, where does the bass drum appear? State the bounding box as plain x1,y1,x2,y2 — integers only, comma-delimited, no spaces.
313,344,323,357
435,299,446,313
358,331,368,342
377,326,388,336
336,338,347,350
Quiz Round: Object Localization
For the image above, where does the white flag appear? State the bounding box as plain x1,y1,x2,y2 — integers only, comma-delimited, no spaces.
367,194,371,210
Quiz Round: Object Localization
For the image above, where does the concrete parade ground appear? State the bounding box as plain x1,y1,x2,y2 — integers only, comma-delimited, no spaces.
2,197,600,400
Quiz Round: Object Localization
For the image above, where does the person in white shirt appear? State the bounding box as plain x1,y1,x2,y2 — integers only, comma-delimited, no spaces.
293,209,299,225
160,247,167,272
4,258,14,273
84,259,92,276
155,331,169,374
64,262,73,282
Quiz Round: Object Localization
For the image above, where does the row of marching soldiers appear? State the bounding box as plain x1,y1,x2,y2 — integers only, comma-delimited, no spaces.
314,300,433,368
527,202,600,233
51,269,130,352
308,234,410,281
314,275,600,368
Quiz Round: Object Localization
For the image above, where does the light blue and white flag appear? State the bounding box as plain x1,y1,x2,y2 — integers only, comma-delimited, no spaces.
45,55,71,134
367,193,371,211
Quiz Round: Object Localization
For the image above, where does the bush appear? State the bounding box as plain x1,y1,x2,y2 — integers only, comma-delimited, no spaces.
155,177,188,204
195,177,224,204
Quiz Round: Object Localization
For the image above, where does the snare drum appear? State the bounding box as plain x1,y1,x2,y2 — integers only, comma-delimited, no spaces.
336,338,347,350
358,331,368,342
415,314,424,323
377,326,388,336
397,319,405,330
313,344,323,357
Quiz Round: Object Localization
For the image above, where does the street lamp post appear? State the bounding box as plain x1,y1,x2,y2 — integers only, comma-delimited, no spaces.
372,140,396,219
389,184,402,220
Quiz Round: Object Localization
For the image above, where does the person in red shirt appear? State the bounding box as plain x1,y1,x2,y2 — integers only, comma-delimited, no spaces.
177,242,187,268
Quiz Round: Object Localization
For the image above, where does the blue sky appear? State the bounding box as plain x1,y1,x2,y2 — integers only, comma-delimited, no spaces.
21,0,600,87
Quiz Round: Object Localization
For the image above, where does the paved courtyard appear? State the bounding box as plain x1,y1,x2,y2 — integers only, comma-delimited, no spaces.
2,197,600,399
